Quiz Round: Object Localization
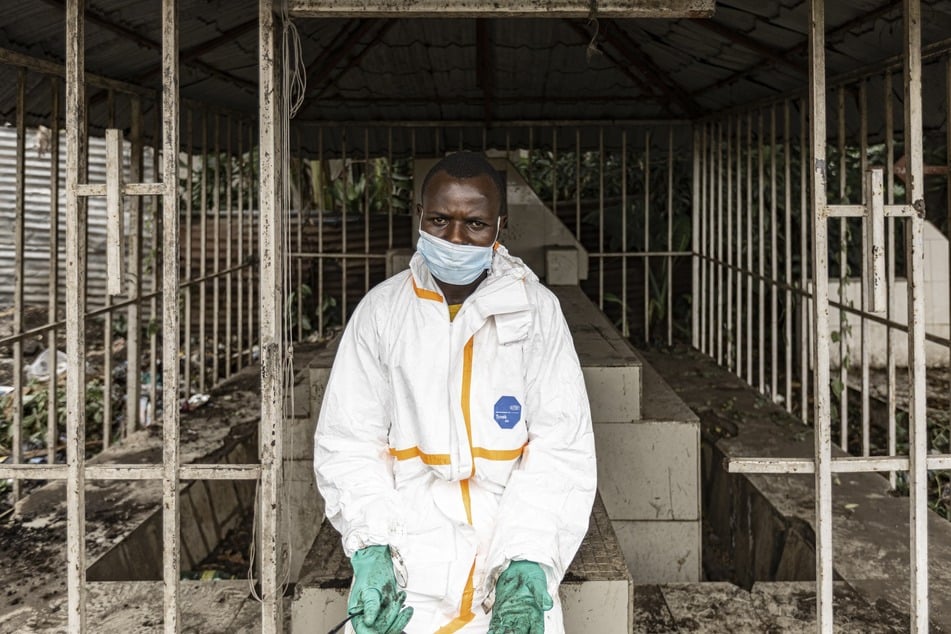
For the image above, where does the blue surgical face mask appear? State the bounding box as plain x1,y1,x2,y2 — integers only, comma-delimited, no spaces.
416,217,500,285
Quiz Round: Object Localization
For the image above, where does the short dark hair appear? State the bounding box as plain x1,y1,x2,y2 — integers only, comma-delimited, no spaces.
421,151,506,215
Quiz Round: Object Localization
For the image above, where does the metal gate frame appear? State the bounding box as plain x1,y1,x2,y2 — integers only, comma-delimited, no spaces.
725,0,936,631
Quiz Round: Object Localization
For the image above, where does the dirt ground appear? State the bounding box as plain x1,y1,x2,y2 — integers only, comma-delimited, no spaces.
0,363,262,626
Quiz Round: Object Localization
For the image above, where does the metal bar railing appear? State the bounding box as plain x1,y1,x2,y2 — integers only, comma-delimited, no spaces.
64,2,88,629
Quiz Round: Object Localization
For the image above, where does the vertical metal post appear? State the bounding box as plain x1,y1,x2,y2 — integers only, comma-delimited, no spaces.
341,132,349,325
808,0,834,629
552,127,558,227
48,77,61,462
800,100,810,424
667,126,674,346
184,110,193,400
644,129,651,343
736,117,744,377
364,128,371,294
237,120,245,368
885,70,897,488
716,123,723,364
227,116,234,375
103,124,122,450
212,113,221,385
575,128,581,240
784,100,793,412
149,107,159,430
199,111,208,392
317,127,324,337
65,0,88,629
708,122,715,355
902,1,928,630
837,86,848,451
295,129,303,341
699,124,707,353
161,1,181,631
126,96,142,436
259,0,285,629
249,122,256,366
598,127,604,311
621,130,628,338
12,67,26,502
726,118,734,369
859,80,871,457
758,110,765,394
770,105,778,401
947,58,951,471
690,125,703,349
388,127,394,249
746,112,753,384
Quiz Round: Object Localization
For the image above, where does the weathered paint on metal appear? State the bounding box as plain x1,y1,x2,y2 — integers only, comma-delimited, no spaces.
902,1,928,631
259,1,285,631
809,0,835,630
48,76,61,464
13,66,26,502
288,0,715,18
65,0,89,630
161,1,181,632
105,129,125,296
864,169,886,314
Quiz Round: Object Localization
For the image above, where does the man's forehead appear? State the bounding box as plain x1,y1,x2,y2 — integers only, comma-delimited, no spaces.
424,171,499,199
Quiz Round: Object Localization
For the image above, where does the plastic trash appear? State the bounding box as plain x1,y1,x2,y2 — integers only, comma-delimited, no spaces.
26,349,68,382
181,393,210,412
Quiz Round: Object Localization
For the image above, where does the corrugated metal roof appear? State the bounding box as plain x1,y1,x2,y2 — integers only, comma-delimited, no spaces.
0,0,950,151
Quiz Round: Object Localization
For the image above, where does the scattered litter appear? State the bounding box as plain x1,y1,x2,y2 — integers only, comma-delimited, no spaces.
0,386,13,397
181,393,211,412
25,349,68,382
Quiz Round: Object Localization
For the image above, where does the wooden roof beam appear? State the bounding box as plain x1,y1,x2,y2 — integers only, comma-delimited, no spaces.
305,19,379,94
599,21,702,117
561,21,653,94
691,19,804,75
312,20,396,100
38,0,256,93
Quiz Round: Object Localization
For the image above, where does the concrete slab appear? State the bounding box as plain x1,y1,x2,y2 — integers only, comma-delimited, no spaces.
552,285,643,422
613,520,701,583
596,421,699,521
643,345,951,631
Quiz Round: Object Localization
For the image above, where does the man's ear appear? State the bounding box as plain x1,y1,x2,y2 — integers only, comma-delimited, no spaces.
500,214,508,230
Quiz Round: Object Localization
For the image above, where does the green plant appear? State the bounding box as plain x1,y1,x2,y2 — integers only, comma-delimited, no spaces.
0,378,111,457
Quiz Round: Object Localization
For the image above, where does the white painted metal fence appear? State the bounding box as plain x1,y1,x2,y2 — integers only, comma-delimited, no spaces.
694,0,951,630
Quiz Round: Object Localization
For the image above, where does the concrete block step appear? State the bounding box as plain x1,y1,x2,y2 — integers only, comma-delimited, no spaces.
552,285,642,422
292,493,633,633
634,581,912,633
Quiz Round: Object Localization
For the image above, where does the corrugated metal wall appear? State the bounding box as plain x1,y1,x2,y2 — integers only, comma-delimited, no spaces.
0,125,157,309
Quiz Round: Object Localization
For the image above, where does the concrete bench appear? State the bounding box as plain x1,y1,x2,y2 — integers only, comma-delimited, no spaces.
291,493,633,633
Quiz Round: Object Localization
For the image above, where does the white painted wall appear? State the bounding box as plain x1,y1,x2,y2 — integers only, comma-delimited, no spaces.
827,220,949,368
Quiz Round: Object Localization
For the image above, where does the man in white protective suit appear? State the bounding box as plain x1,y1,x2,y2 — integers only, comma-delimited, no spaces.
314,151,597,634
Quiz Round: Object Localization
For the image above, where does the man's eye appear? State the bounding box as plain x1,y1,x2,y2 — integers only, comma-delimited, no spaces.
468,221,487,229
430,217,447,225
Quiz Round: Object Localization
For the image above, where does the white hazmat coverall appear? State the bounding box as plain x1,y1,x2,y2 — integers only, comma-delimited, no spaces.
314,245,597,634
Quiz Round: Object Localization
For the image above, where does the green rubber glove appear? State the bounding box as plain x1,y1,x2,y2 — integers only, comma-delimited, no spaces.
487,560,553,634
348,545,414,634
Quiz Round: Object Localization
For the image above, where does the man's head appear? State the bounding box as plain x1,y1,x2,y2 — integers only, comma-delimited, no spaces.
418,152,507,248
